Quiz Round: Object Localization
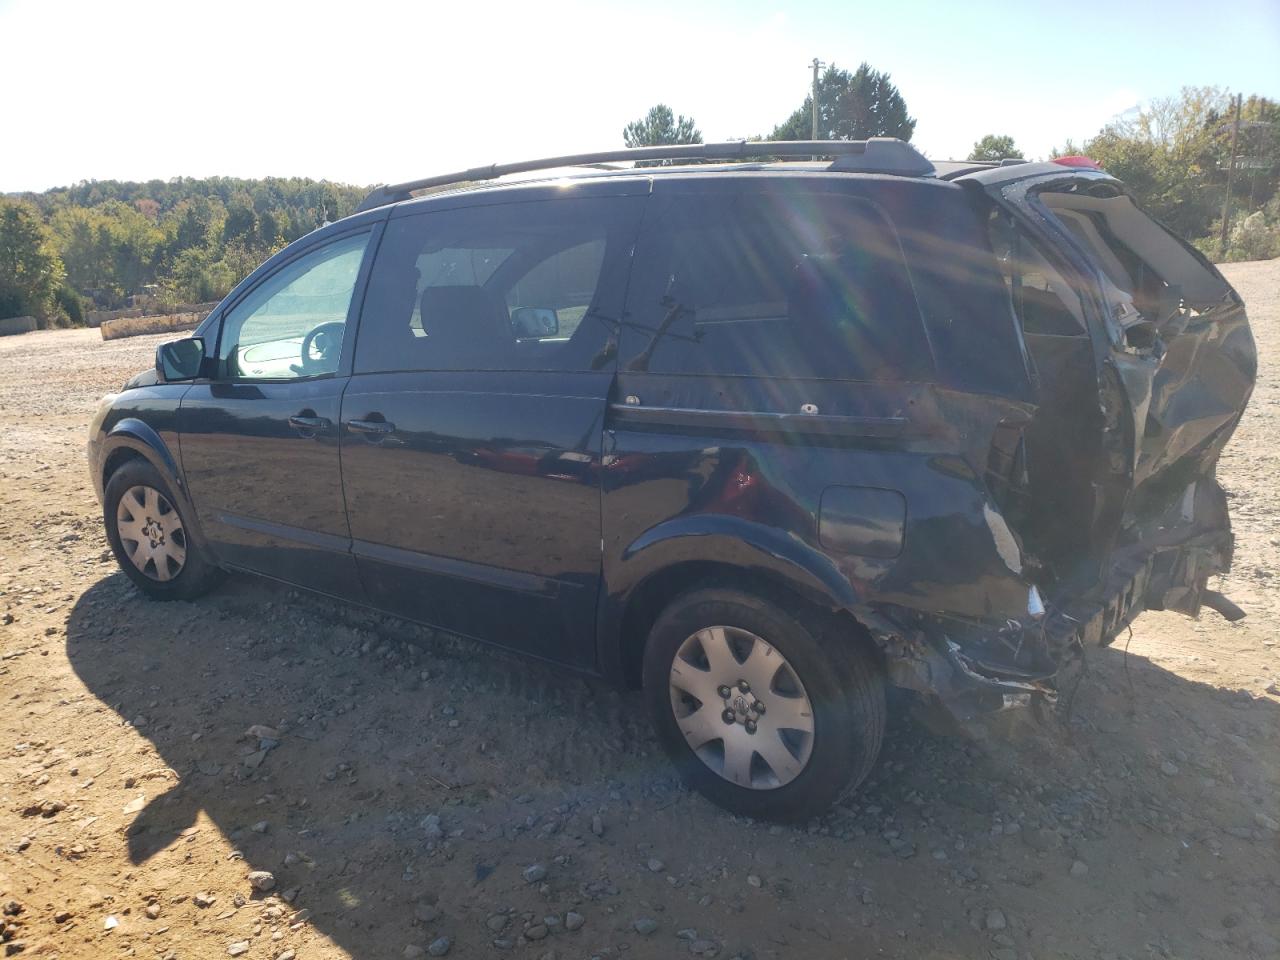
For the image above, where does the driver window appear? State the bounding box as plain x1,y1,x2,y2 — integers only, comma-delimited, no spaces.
217,232,370,380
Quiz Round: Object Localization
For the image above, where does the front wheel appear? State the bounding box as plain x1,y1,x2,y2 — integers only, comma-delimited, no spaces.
643,588,885,821
104,459,222,601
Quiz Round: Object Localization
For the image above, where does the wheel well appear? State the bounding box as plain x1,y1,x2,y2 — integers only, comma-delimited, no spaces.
102,447,145,488
617,561,879,689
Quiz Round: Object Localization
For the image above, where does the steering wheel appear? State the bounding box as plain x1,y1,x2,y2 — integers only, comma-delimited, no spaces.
298,321,346,375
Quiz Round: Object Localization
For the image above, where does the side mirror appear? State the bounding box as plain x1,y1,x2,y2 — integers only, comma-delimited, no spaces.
156,337,205,382
511,307,559,339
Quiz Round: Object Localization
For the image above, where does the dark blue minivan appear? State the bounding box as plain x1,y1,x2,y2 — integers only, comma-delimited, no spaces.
88,140,1255,819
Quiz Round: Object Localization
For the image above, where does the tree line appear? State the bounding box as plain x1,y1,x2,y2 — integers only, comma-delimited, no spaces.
1,178,365,327
625,70,1278,266
3,66,1277,329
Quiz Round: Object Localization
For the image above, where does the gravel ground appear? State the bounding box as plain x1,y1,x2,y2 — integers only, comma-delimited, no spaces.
1,260,1278,960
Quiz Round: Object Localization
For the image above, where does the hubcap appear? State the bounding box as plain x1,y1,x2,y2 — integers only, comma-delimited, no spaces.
115,485,186,582
668,625,815,790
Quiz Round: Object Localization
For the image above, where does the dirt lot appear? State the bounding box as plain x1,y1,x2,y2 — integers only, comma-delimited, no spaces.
2,261,1278,960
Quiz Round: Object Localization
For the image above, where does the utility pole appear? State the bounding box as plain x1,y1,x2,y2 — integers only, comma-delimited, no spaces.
1219,92,1243,256
810,58,824,140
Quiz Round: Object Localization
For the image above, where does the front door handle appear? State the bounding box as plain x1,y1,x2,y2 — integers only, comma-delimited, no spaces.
288,414,331,434
348,418,396,436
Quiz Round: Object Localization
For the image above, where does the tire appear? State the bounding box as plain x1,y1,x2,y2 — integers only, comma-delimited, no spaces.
103,458,223,601
643,587,885,821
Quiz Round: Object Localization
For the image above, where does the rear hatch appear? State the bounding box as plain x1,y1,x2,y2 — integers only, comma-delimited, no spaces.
960,162,1256,625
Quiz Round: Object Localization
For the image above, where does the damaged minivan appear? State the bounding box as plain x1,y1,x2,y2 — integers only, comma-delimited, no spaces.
87,140,1255,820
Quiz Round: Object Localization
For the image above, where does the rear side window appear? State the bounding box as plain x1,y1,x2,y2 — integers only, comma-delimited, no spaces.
988,210,1088,337
355,196,642,374
619,191,931,381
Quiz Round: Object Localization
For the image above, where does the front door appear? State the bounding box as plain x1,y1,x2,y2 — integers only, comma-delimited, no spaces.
178,227,376,599
340,193,645,666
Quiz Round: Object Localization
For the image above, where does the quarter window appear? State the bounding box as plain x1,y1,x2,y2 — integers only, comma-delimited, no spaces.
988,211,1087,337
216,232,370,380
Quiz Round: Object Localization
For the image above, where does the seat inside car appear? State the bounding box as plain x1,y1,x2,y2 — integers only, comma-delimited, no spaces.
418,285,513,368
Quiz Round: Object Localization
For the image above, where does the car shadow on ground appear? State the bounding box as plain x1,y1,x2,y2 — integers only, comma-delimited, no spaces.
65,570,1280,959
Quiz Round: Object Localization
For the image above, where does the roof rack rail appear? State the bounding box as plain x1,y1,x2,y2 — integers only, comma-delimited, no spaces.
355,138,934,212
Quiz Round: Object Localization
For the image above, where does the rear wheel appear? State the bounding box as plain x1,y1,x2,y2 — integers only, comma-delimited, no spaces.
104,459,222,601
643,587,885,821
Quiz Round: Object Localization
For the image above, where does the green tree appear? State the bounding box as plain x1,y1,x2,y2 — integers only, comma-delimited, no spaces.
166,246,236,303
0,199,67,325
623,104,702,149
166,196,225,255
968,134,1022,162
771,62,915,141
51,205,115,294
1062,87,1241,243
222,191,258,246
100,201,165,300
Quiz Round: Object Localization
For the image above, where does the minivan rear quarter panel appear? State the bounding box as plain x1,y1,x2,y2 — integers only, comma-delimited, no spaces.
600,175,1043,680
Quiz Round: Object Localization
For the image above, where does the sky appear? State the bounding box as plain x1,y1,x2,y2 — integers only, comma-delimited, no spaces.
1,0,1278,193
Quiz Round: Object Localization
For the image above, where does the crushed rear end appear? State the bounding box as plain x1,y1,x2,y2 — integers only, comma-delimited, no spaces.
879,162,1256,719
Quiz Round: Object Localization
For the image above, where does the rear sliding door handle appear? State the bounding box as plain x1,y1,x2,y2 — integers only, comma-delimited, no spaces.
348,418,396,436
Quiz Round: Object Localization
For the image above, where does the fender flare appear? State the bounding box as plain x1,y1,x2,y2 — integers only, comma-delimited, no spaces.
595,514,859,685
101,420,210,550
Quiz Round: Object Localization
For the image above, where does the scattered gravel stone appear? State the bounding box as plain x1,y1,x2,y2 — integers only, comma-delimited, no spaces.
746,875,762,888
522,863,547,883
427,935,452,956
251,821,269,834
414,903,439,924
1250,931,1280,956
647,857,665,872
591,815,604,837
194,892,216,908
565,911,585,932
486,914,508,933
985,909,1007,931
526,923,548,940
1070,860,1089,877
228,943,250,957
247,870,276,892
420,815,443,840
1255,812,1279,832
144,903,161,919
404,946,426,959
634,917,658,935
1160,760,1180,777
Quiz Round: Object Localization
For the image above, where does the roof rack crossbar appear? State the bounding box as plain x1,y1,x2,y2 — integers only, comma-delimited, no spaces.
356,138,934,212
